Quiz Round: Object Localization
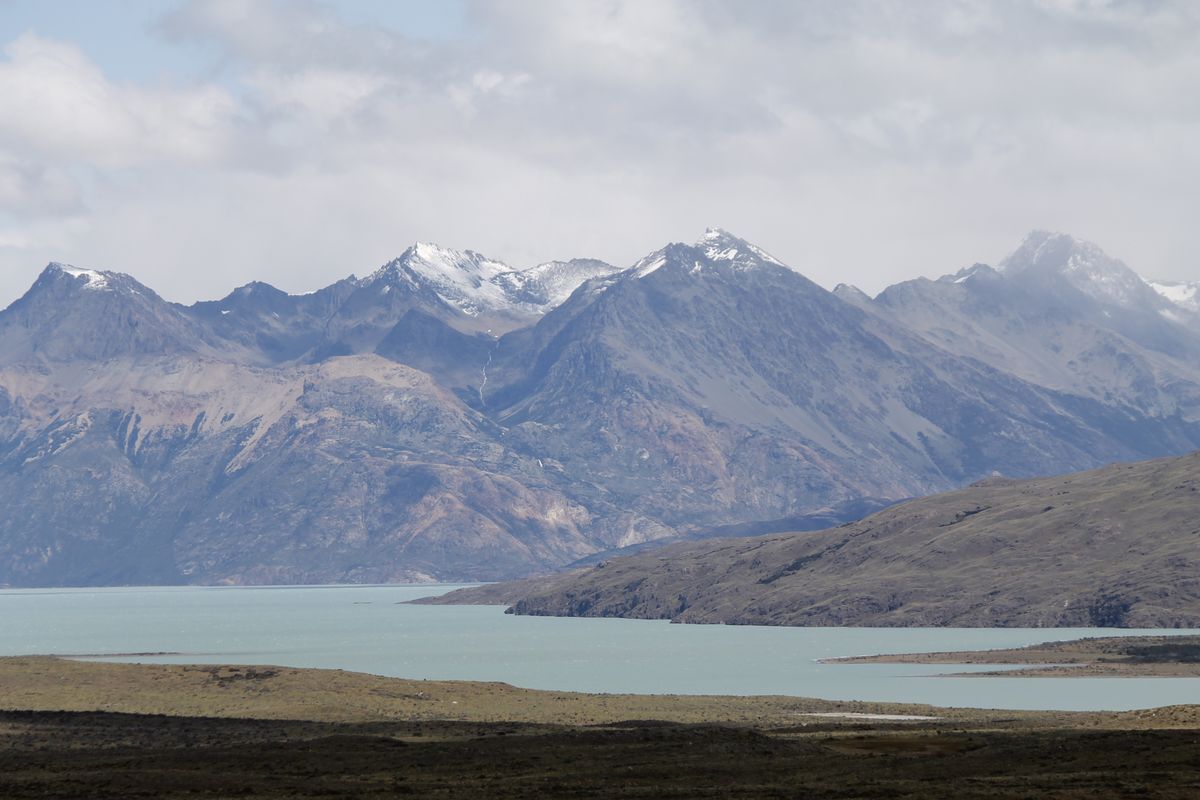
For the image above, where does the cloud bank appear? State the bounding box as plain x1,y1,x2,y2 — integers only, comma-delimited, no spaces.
0,0,1197,306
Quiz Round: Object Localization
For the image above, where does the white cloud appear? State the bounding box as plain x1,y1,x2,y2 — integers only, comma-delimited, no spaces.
0,33,238,168
0,156,84,217
1,0,1198,308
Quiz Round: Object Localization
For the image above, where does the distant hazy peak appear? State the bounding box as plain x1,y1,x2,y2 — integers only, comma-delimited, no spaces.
832,283,872,302
1000,230,1099,273
1000,230,1159,308
1146,279,1200,314
231,280,287,297
937,263,998,285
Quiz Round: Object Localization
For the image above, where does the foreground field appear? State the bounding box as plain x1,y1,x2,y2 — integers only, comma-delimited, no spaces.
1,657,1199,798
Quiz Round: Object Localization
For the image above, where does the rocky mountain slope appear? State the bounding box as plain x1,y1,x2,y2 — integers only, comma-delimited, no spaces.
473,229,1200,537
428,451,1200,628
1,229,1199,586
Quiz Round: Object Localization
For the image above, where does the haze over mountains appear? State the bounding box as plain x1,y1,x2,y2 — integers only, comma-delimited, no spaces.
1,229,1198,586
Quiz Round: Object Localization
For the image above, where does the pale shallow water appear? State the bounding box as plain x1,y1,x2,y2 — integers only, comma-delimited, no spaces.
2,584,1199,712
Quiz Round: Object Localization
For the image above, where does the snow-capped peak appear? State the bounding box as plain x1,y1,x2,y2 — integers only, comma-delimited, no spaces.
628,230,786,281
369,242,514,316
48,262,111,290
391,242,512,287
366,241,619,317
697,228,784,267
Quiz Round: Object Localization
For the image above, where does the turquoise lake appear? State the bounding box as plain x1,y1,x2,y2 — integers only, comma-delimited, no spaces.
2,584,1198,712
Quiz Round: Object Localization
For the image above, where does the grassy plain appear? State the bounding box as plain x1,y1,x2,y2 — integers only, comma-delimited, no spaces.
1,656,1199,798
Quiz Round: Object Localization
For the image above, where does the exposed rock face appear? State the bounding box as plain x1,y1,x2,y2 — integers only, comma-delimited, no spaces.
0,356,604,585
2,230,1200,586
428,451,1200,628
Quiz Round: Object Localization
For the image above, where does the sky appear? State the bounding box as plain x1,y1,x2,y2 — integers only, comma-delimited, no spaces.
0,0,1197,308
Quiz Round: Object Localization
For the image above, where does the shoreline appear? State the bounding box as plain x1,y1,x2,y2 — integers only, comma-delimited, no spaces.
823,634,1200,677
0,656,1036,727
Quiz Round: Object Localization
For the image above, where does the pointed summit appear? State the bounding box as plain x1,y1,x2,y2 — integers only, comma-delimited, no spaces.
1,262,219,364
44,262,114,291
833,283,872,303
373,241,512,287
1000,231,1162,309
696,228,784,267
27,262,158,303
366,242,514,317
937,263,998,285
626,229,797,284
1000,231,1100,275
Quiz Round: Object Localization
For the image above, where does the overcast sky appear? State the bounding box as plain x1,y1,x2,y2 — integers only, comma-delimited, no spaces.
0,0,1197,307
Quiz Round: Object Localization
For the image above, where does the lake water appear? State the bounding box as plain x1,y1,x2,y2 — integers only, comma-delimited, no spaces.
2,584,1199,712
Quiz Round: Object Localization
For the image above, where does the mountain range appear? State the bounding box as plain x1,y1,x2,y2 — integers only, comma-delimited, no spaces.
1,228,1198,586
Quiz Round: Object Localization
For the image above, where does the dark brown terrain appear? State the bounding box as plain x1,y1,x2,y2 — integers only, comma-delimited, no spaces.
2,657,1200,798
426,451,1200,627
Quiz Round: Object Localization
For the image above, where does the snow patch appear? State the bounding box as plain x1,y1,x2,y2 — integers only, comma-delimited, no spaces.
497,258,620,308
699,227,784,267
368,243,616,316
54,264,110,290
1146,278,1200,313
634,255,667,278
